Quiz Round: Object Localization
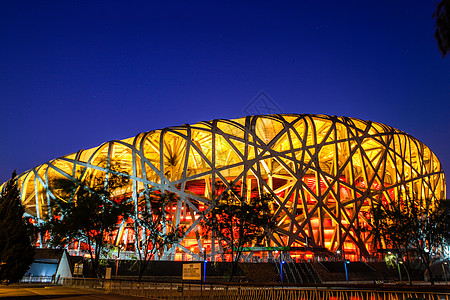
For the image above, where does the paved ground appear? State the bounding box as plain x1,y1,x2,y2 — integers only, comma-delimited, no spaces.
0,285,148,300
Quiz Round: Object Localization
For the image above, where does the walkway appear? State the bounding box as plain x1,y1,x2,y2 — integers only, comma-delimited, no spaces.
0,285,149,299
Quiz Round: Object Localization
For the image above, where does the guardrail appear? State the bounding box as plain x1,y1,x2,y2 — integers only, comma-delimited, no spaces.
63,278,450,300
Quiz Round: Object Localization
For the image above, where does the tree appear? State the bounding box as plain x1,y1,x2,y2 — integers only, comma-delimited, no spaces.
371,200,415,284
371,198,450,285
433,0,450,57
0,171,35,283
135,191,185,280
43,163,133,277
201,186,276,281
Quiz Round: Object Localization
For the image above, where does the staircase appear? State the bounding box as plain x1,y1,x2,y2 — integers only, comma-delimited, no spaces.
302,262,321,283
276,261,322,284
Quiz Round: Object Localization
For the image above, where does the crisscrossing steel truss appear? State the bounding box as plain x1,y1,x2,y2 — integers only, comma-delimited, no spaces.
2,114,446,260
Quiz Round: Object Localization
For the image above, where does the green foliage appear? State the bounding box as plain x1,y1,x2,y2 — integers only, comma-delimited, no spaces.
201,186,277,281
0,171,35,283
384,252,397,268
371,198,450,284
43,163,133,277
434,0,450,57
136,192,185,279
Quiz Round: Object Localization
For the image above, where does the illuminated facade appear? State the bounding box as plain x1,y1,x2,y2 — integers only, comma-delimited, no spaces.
1,114,446,261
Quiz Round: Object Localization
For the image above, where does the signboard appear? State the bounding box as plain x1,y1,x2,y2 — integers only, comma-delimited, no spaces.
105,267,112,279
182,263,201,280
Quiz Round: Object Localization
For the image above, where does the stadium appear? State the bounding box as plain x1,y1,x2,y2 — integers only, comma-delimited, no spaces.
1,114,446,261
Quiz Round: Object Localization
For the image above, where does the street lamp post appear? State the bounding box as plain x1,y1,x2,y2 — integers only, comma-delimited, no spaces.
442,262,448,285
386,251,403,283
116,242,124,277
202,247,207,283
280,260,285,283
344,260,350,284
397,260,403,284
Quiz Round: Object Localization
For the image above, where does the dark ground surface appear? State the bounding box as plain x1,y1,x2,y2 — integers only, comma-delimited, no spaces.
2,282,450,300
0,285,148,300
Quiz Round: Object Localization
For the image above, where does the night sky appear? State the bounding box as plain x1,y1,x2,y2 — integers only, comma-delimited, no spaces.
0,1,449,190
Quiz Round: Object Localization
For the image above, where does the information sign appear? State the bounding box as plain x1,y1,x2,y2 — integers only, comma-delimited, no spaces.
182,263,201,280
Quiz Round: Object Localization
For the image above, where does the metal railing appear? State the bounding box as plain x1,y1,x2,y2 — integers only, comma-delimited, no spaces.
63,278,450,300
21,275,54,283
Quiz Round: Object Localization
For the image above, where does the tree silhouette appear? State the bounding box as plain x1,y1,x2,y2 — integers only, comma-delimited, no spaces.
0,171,35,283
371,198,450,285
44,163,133,277
433,0,450,57
135,191,185,280
201,186,276,281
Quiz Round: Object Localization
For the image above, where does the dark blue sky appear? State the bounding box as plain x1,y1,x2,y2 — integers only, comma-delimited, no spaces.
0,1,449,189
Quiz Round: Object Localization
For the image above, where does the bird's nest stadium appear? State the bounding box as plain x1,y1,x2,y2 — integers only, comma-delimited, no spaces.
1,114,446,261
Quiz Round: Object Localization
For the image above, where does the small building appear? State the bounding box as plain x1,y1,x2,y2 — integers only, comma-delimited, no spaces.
22,249,72,284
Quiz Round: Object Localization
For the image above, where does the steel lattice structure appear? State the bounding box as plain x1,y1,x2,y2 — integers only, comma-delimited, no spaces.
1,114,446,260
